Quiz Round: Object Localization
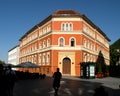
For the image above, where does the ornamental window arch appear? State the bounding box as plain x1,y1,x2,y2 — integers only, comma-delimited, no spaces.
84,39,87,48
69,37,76,47
47,38,50,47
58,37,65,47
69,23,73,31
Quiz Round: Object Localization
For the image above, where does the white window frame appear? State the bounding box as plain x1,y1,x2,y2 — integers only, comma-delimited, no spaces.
58,37,65,47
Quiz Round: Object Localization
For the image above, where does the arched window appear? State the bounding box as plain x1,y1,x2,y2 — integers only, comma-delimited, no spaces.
47,38,50,47
59,38,64,47
39,54,42,65
43,40,46,48
47,53,50,65
84,53,87,62
62,24,65,31
70,38,75,47
69,23,72,31
84,39,87,48
47,25,51,32
66,23,68,31
61,23,73,31
39,42,42,49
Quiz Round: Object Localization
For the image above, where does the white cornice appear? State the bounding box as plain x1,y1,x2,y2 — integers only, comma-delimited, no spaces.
52,17,82,21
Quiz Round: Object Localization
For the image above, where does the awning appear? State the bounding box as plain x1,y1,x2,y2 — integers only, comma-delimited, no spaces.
16,62,40,68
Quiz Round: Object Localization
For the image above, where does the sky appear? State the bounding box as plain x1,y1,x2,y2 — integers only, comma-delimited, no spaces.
0,0,120,63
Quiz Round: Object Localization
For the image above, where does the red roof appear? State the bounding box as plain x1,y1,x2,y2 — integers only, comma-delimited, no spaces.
53,10,80,14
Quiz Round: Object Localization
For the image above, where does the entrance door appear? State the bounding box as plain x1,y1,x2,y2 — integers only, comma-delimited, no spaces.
62,57,71,75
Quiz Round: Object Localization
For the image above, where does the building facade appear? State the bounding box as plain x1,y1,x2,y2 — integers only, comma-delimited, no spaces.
8,45,19,68
19,10,110,76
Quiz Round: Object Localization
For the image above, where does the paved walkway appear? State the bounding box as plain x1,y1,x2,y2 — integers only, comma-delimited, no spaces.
63,76,120,89
62,76,120,96
13,76,120,96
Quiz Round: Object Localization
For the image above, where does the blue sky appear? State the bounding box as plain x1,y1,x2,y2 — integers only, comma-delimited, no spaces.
0,0,120,62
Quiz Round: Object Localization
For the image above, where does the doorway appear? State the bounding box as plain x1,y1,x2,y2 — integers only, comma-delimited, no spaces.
62,57,71,75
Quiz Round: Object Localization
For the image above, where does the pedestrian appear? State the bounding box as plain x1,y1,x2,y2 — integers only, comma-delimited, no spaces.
52,68,62,96
0,64,7,96
5,65,16,96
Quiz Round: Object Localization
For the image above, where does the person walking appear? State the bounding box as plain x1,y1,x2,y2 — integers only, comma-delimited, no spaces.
0,64,7,96
5,65,16,96
52,68,62,96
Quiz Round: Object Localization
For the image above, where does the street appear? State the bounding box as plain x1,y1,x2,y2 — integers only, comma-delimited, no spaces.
13,76,120,96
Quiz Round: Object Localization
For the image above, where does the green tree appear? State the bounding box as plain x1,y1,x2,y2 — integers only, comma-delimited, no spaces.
110,46,119,66
0,60,5,64
110,46,120,76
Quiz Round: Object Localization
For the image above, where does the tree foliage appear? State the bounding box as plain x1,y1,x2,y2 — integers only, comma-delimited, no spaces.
110,46,119,66
0,60,5,64
111,38,120,49
110,38,120,76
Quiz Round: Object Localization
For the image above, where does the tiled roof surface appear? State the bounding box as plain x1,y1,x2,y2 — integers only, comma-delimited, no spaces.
53,10,79,14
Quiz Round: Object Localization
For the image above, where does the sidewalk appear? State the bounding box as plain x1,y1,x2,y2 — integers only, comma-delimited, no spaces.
63,76,120,89
62,76,120,96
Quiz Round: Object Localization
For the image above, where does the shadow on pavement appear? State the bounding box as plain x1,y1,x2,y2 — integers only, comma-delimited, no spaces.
13,77,120,96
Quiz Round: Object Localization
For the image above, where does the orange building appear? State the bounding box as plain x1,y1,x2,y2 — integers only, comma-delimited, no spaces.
19,10,110,76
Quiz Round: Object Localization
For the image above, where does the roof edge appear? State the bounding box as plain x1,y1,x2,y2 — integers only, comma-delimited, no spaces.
19,15,52,41
19,10,110,42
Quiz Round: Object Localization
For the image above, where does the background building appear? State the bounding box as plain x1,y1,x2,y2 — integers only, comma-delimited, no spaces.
8,45,19,69
19,10,110,76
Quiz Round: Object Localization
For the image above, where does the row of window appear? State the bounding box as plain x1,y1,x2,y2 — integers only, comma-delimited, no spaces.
20,32,38,47
83,24,109,48
20,24,51,47
84,39,94,50
20,38,109,59
20,43,37,55
61,23,73,31
59,37,75,47
83,24,95,38
20,51,109,66
83,53,95,62
20,55,37,64
21,22,109,50
83,52,109,64
20,53,95,65
39,37,76,48
39,38,50,49
83,38,109,56
20,52,50,65
20,37,76,56
21,22,74,47
38,53,50,65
